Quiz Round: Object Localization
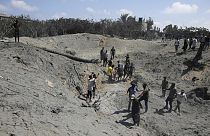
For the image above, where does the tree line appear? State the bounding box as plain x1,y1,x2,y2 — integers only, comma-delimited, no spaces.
163,24,209,40
0,14,159,39
0,14,209,40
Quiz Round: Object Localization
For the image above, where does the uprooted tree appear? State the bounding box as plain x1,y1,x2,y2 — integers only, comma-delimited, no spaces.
192,42,205,66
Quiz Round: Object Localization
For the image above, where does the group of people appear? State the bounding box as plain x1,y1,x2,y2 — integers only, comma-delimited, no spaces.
100,46,116,67
126,77,187,126
174,34,210,54
162,79,187,116
107,54,135,82
100,47,135,82
161,77,187,115
85,36,204,126
126,81,150,126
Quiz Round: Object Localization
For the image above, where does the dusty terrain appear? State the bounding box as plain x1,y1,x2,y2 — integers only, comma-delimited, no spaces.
0,33,210,136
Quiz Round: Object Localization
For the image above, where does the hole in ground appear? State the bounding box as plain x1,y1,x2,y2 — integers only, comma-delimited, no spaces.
187,87,210,100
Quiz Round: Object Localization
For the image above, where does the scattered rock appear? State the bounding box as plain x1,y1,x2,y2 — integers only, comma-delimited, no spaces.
65,48,76,56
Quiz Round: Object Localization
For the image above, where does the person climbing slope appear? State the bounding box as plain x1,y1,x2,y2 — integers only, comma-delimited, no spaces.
87,75,95,102
161,77,168,97
110,46,116,60
174,90,187,116
127,80,138,112
13,19,20,42
138,83,150,113
174,38,180,54
163,83,177,112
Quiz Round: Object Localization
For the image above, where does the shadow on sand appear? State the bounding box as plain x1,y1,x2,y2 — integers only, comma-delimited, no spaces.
153,108,171,116
115,113,133,128
101,79,127,84
112,109,128,115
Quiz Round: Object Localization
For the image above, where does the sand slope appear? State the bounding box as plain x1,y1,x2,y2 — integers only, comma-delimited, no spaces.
0,34,210,136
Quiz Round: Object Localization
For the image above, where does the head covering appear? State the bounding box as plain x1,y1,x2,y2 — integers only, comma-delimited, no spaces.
131,80,137,86
126,54,129,58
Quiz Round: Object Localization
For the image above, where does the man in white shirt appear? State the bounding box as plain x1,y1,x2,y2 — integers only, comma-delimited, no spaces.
87,75,95,102
174,90,187,115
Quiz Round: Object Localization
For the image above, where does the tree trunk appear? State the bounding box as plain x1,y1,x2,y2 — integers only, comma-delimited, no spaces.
193,43,205,65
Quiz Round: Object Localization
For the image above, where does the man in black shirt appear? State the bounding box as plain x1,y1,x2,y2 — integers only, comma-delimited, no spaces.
164,83,177,112
138,83,150,113
13,19,20,42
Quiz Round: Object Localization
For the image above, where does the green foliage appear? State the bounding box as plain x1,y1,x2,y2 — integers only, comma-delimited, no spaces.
163,24,209,39
1,14,209,40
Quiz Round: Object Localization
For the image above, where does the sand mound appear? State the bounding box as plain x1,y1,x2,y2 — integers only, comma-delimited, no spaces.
1,34,210,136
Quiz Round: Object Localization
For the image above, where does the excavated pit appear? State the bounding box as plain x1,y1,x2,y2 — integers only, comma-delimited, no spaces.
187,87,210,100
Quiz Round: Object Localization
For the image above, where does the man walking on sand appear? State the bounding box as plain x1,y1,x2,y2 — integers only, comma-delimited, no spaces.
138,83,150,113
174,90,187,116
110,46,116,60
182,37,188,53
92,73,99,99
161,77,168,97
191,37,197,50
87,75,95,102
13,19,20,42
174,38,180,54
100,47,105,63
117,61,124,81
164,83,177,112
103,50,108,67
127,80,138,112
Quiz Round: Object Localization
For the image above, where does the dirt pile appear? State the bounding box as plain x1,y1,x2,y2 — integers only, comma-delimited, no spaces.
0,34,210,136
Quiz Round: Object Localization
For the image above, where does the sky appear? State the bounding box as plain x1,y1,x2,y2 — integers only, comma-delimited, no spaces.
0,0,210,30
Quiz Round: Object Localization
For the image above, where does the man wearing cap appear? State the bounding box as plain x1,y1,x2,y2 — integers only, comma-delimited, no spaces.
174,90,187,115
127,81,138,112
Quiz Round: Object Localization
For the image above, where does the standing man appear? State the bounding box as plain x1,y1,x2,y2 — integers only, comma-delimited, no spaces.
103,50,108,67
124,62,129,80
182,37,188,53
163,83,177,112
117,61,124,81
87,75,95,102
138,83,150,113
174,38,180,54
128,63,135,79
193,34,205,65
107,64,114,82
125,54,130,66
127,80,138,112
189,37,193,49
100,47,105,63
174,90,187,115
204,35,210,50
92,73,99,99
13,19,20,42
191,37,197,50
161,77,168,97
110,46,116,60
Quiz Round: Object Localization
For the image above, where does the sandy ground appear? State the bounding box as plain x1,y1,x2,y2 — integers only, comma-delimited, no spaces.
0,33,210,136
